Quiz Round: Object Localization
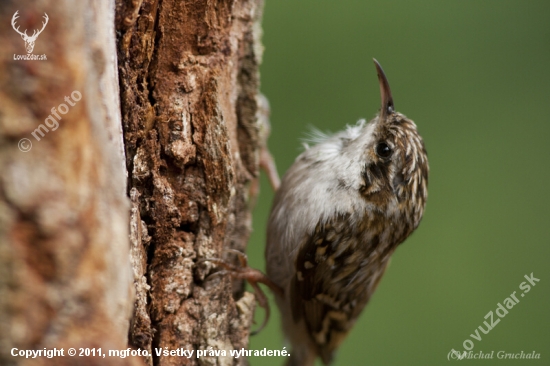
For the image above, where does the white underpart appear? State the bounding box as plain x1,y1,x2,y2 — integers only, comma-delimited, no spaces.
267,118,379,287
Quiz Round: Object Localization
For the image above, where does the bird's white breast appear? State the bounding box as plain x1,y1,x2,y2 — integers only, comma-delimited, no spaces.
266,120,378,288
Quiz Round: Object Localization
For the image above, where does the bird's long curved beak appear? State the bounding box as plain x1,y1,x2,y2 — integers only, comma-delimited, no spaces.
373,59,394,120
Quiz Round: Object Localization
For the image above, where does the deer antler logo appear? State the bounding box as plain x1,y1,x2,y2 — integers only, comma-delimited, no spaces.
11,11,49,54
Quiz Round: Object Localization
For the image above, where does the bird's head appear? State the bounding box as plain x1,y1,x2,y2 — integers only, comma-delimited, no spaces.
355,60,429,231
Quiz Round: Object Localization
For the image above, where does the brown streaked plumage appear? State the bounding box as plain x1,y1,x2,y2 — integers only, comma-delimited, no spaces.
266,59,429,365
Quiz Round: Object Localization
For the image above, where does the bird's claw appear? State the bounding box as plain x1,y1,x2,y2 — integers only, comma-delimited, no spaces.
199,249,283,335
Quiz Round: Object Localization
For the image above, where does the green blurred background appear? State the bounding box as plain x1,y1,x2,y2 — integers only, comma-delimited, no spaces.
246,0,550,365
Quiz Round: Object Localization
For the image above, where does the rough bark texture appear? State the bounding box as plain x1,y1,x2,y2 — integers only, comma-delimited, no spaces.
116,0,265,365
0,1,135,365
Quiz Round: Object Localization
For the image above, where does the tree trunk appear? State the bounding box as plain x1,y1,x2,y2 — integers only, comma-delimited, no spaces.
117,0,265,364
1,0,264,365
0,0,135,365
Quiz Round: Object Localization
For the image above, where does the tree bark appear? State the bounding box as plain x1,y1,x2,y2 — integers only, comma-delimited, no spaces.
0,0,135,365
1,0,264,364
116,0,264,365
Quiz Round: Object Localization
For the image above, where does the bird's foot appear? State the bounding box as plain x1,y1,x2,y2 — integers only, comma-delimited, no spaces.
199,249,283,335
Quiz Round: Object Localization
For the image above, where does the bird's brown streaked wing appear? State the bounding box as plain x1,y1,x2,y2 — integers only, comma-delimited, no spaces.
291,215,385,364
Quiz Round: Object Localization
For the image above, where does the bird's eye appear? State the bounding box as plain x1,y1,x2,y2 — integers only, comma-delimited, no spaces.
376,142,392,159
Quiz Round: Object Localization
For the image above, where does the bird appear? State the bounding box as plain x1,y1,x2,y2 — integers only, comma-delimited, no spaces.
264,59,429,365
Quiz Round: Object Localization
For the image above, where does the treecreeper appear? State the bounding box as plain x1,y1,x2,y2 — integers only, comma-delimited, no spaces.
203,59,429,365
